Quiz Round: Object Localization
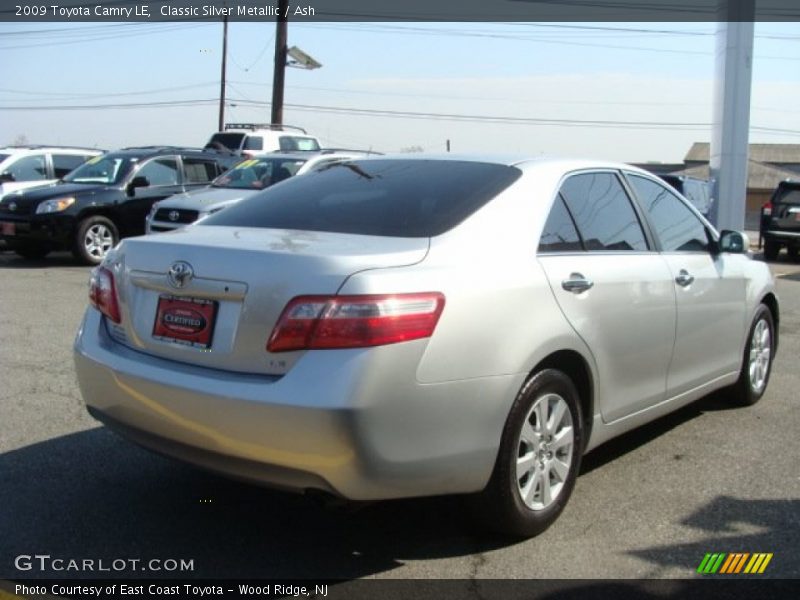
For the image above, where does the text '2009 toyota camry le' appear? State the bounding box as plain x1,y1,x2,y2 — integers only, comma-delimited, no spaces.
74,156,778,537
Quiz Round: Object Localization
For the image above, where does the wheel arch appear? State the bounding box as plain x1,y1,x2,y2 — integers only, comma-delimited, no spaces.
530,349,595,450
760,292,780,351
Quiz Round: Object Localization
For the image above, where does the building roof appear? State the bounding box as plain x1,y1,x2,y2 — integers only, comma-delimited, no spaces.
685,142,800,164
673,160,798,190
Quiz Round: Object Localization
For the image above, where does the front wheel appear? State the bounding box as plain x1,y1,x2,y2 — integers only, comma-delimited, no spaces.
475,369,583,537
73,216,119,265
728,305,775,406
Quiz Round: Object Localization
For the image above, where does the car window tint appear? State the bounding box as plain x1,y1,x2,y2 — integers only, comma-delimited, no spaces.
538,195,583,253
279,136,320,151
774,186,800,205
207,133,245,151
243,136,264,151
137,158,179,187
201,160,522,237
559,172,648,252
628,175,710,252
6,155,47,181
183,158,218,183
52,154,89,178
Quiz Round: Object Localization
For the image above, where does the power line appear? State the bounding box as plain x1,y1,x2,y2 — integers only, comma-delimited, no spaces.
4,96,796,136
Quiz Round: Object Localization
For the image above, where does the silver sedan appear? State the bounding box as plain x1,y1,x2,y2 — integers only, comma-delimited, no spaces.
74,156,778,537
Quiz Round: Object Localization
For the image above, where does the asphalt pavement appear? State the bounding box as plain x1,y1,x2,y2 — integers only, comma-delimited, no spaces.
1,249,798,581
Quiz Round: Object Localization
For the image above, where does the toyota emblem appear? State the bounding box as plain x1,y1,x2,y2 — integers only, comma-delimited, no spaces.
168,210,180,222
167,261,194,289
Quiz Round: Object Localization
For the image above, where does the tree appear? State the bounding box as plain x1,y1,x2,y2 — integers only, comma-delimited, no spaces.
12,134,29,146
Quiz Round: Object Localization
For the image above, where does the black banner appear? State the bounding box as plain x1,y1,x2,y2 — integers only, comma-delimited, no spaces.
4,579,800,600
1,0,799,23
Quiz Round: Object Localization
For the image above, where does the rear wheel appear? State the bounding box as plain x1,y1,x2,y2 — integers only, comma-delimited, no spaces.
787,245,799,262
728,305,775,406
763,239,780,261
475,369,583,537
73,216,118,265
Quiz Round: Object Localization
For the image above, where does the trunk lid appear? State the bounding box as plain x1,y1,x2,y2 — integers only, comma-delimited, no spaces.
105,226,429,375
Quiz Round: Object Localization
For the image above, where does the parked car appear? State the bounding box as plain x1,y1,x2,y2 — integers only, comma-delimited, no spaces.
146,150,374,234
205,123,321,155
0,145,102,199
761,180,800,261
659,174,714,221
0,146,236,264
74,156,778,537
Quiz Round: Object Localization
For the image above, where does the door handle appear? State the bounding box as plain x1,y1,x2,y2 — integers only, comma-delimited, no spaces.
675,269,695,287
562,273,594,294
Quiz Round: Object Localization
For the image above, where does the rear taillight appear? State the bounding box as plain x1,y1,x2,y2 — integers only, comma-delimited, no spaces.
267,293,445,352
762,201,773,216
89,267,121,323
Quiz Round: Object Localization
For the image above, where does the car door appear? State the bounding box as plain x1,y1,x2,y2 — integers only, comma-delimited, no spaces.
625,173,747,396
122,156,183,235
537,171,677,422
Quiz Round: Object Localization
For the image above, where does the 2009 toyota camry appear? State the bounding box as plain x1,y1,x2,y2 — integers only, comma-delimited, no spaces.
74,156,778,537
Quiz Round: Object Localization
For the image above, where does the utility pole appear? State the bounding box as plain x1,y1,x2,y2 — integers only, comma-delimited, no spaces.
271,0,288,126
218,15,228,131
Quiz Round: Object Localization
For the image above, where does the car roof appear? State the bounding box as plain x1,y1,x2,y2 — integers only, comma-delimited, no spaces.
338,153,662,176
108,146,229,158
0,145,102,154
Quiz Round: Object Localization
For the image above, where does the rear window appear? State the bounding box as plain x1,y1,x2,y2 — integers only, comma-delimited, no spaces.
775,184,800,205
200,159,522,237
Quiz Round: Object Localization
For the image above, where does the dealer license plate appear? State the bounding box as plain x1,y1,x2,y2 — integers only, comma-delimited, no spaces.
152,295,218,349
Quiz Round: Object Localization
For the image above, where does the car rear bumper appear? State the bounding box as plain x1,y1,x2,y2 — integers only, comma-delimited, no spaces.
74,308,519,500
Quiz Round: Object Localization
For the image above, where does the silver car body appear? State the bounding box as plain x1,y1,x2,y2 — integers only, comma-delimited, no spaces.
74,156,777,500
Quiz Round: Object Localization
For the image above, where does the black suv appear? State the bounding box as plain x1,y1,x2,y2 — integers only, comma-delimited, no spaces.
0,147,236,264
761,180,800,262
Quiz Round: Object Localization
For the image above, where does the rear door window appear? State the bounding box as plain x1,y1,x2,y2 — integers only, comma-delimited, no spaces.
5,155,48,181
559,172,648,252
182,158,219,183
628,174,710,252
538,195,583,253
201,159,521,237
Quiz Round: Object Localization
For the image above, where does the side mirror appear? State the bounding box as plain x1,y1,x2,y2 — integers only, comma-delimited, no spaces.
126,176,149,196
0,172,15,183
718,230,749,254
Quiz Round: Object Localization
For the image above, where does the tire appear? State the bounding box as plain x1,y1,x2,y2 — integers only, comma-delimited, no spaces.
14,243,50,260
763,239,780,261
728,304,775,406
73,216,118,265
475,369,583,538
787,246,800,262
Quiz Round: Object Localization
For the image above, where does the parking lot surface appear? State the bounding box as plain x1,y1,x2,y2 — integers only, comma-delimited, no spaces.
1,249,799,579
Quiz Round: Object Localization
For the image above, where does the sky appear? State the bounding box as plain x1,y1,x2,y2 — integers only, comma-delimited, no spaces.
0,20,798,163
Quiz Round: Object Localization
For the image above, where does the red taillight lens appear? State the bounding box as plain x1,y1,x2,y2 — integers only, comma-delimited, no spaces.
267,293,445,352
89,266,121,323
762,202,773,216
